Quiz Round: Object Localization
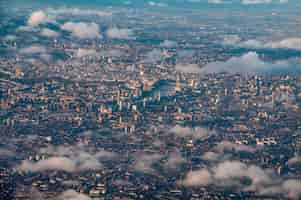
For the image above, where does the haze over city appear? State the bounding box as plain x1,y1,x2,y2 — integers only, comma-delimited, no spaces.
1,0,301,200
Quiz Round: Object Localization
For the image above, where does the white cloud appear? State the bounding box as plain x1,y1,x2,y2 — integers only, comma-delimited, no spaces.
241,0,272,4
59,190,91,200
202,52,301,74
61,22,101,39
215,141,257,153
17,25,35,32
27,187,46,199
76,48,98,58
175,63,201,74
187,0,202,3
181,160,273,189
123,1,132,5
283,180,301,199
133,152,162,173
201,151,221,161
18,145,116,173
106,27,135,39
241,0,287,4
46,7,112,17
177,50,195,59
261,180,301,199
288,156,301,166
214,161,272,186
19,45,47,55
148,1,168,7
40,53,52,62
223,35,301,50
160,40,178,48
28,11,48,26
201,141,258,162
19,157,76,172
40,28,59,38
170,125,215,140
4,35,17,41
222,35,242,46
164,150,185,170
143,49,163,63
208,0,226,4
181,158,301,199
0,148,15,157
182,168,213,186
188,0,286,4
100,49,126,57
265,38,301,50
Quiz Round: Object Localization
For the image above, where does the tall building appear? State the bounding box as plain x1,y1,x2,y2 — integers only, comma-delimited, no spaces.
15,67,24,78
175,75,181,92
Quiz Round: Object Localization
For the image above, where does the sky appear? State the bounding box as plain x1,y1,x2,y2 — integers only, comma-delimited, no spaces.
3,0,301,8
1,0,301,75
2,0,301,20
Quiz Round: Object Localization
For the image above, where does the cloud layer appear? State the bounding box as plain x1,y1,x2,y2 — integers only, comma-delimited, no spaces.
106,27,135,39
133,152,163,173
40,28,59,38
223,35,301,50
170,125,216,140
202,52,301,74
175,63,202,74
19,45,47,55
18,145,116,173
28,11,48,26
61,22,101,39
76,48,98,58
241,0,288,5
59,190,91,200
181,160,301,199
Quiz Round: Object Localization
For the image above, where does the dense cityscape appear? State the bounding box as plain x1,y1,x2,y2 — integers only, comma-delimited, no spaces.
1,0,301,199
